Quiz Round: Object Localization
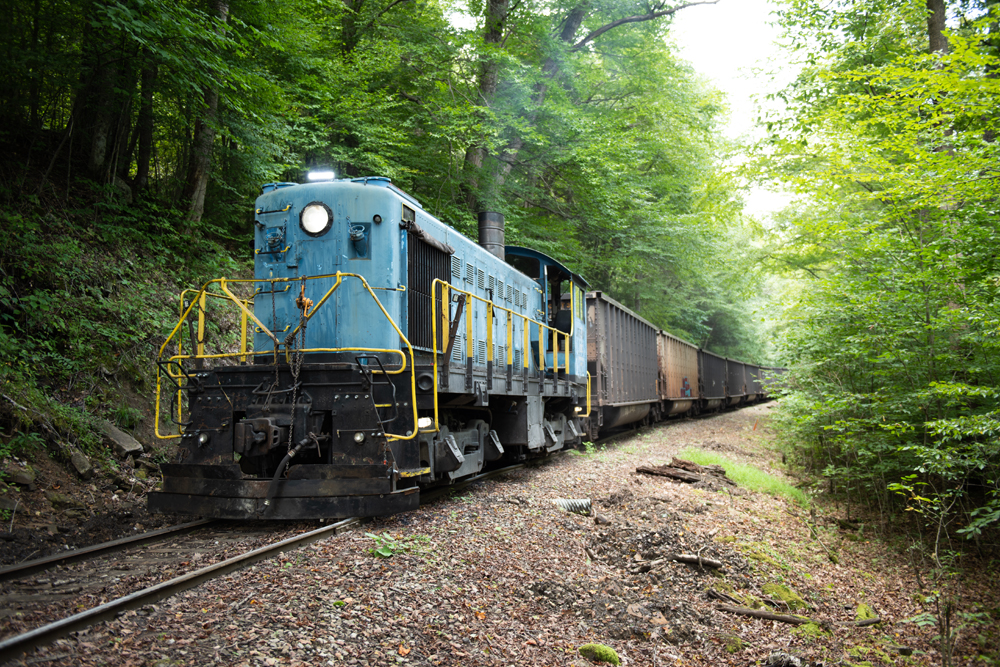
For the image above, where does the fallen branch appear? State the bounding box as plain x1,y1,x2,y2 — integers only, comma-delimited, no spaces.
636,459,736,486
673,553,724,569
632,553,725,573
636,465,703,483
849,617,882,627
714,603,820,626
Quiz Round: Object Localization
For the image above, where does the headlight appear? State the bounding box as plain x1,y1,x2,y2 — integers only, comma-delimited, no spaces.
198,432,210,445
300,202,332,236
354,432,366,443
417,417,433,429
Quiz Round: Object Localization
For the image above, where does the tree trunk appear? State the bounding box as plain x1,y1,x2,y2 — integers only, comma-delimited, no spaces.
462,0,509,212
28,0,42,129
182,0,229,226
86,57,119,178
133,56,157,194
926,0,948,54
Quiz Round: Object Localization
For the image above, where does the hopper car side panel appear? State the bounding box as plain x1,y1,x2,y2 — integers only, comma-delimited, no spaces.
744,364,762,402
586,292,659,432
726,358,746,406
699,349,727,411
658,331,699,416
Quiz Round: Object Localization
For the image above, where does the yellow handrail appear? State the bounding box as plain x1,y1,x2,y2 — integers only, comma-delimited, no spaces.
430,278,580,434
155,272,418,443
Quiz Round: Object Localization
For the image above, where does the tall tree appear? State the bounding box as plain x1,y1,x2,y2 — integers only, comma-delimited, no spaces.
182,0,229,225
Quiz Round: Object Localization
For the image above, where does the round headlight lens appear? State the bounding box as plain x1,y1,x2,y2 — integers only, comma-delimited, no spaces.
300,202,332,236
353,432,366,444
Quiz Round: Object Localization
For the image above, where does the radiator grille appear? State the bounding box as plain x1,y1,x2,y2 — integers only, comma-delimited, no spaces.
408,233,450,350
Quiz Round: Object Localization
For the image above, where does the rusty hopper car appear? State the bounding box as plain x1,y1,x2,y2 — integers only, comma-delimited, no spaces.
585,292,659,438
656,331,699,417
698,349,727,412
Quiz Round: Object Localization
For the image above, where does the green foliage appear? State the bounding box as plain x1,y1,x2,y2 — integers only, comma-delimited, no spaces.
677,447,811,507
0,176,252,461
365,531,429,558
756,1,1000,547
0,0,772,363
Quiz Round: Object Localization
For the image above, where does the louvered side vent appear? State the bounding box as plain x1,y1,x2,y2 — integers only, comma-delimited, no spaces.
507,285,513,302
488,275,496,295
497,279,504,301
498,346,505,367
466,263,474,283
477,339,486,365
451,256,461,279
407,233,451,350
452,335,464,362
514,349,522,369
477,269,485,290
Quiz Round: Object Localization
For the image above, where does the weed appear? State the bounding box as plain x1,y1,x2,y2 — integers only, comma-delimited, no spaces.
111,405,144,430
677,447,810,507
365,532,430,558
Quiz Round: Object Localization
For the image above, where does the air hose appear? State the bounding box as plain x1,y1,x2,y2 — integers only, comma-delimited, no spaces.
263,438,308,511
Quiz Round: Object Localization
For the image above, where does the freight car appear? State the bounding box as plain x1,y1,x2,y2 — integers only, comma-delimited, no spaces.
149,175,781,520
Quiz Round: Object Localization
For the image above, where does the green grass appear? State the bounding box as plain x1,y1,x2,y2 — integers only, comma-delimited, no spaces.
677,447,810,507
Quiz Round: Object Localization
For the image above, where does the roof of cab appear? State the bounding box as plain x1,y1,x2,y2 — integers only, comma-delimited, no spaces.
506,245,590,287
259,176,423,209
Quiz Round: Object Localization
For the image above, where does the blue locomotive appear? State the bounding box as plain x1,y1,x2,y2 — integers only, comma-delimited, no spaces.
149,176,781,520
150,176,590,519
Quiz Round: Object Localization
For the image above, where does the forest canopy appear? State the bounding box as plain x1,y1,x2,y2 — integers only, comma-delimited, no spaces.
0,0,770,360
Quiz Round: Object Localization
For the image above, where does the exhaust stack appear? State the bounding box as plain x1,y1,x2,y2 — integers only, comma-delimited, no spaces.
477,211,505,260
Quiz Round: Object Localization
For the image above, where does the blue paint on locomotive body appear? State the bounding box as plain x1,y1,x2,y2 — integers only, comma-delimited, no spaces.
253,177,412,355
251,177,590,382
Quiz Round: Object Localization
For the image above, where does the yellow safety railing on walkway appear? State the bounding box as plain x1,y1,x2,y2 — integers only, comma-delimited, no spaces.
430,278,574,433
155,272,418,444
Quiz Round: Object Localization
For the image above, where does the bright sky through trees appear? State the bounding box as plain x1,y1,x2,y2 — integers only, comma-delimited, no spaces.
671,0,797,215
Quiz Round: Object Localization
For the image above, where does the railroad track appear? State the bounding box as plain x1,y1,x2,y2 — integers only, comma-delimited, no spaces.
0,518,358,663
0,408,736,664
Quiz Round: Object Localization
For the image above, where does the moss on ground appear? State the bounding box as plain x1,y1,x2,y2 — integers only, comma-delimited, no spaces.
723,635,744,653
578,643,620,665
763,582,809,610
791,622,829,640
855,603,877,620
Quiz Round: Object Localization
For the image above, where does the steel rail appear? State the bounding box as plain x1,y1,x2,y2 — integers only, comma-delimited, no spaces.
0,517,359,664
0,519,218,584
